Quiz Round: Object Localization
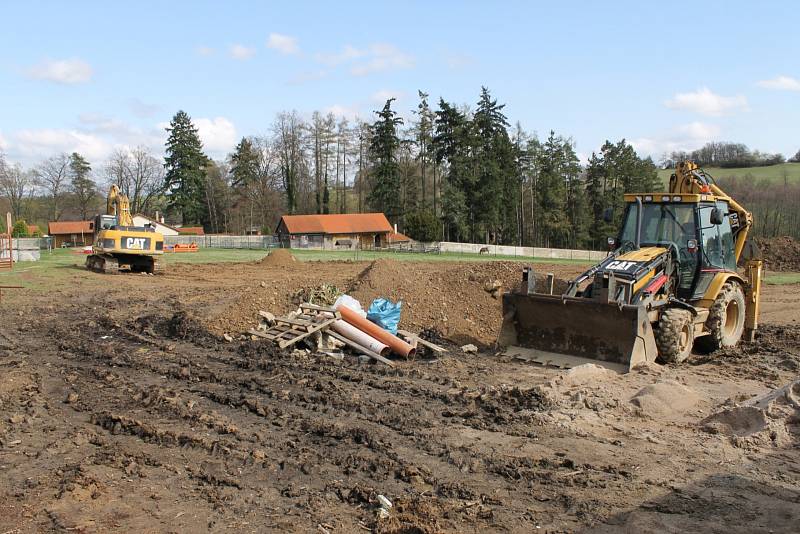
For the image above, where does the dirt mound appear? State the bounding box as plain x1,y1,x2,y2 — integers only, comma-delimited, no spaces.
630,380,702,416
346,259,576,346
260,248,297,267
755,236,800,272
702,380,799,447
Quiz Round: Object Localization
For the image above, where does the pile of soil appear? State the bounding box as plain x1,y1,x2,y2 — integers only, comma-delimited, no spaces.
208,258,584,346
346,259,574,346
260,248,296,267
755,236,800,272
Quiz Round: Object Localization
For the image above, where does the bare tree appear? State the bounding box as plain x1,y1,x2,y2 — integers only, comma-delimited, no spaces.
34,153,70,221
273,111,305,215
104,147,164,215
0,152,32,222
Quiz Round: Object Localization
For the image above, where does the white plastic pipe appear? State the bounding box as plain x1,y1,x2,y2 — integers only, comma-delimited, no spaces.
331,319,390,356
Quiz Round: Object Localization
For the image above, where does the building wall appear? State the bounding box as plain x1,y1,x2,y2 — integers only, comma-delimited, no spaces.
53,233,92,247
132,216,179,236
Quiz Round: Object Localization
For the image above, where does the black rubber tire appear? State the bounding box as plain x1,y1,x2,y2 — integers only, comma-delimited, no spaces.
695,282,746,353
656,308,695,364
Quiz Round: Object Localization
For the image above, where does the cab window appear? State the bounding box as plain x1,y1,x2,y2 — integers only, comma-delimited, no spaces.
699,201,736,271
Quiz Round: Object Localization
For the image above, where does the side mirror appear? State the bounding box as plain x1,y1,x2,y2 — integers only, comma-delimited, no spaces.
603,208,613,223
710,207,724,225
607,237,616,250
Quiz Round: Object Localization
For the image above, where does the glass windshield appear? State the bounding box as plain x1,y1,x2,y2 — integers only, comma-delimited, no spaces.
620,202,699,291
620,203,697,247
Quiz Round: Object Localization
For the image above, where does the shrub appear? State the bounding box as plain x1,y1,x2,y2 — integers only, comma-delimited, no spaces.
404,209,440,242
11,220,29,238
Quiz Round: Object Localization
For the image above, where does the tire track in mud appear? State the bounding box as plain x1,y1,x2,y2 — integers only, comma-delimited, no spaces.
37,305,653,531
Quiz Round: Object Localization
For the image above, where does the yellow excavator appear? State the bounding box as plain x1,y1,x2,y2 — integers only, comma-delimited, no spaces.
86,185,164,274
499,161,763,372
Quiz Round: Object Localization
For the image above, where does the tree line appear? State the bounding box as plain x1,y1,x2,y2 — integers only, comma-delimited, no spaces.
664,142,788,169
2,88,800,245
162,88,661,249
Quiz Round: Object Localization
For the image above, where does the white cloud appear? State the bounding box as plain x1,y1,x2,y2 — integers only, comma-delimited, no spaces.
229,44,256,60
315,45,365,67
323,105,363,121
128,98,160,118
267,33,299,55
0,131,8,151
193,117,237,154
370,89,406,105
757,75,800,91
631,121,721,158
664,87,748,117
350,44,414,76
11,128,111,161
196,45,214,57
27,58,93,84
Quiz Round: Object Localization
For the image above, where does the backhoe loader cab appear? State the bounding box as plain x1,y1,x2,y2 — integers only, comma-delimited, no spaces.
499,161,763,372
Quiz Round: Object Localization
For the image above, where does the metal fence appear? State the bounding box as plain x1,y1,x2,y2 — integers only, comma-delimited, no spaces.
164,235,279,249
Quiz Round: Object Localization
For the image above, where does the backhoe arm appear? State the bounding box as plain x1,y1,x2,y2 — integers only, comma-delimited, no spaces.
670,160,761,340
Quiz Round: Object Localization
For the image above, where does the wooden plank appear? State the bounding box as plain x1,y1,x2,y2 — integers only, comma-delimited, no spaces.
327,331,395,368
274,316,315,330
248,329,271,339
277,317,336,349
397,329,446,353
299,303,339,314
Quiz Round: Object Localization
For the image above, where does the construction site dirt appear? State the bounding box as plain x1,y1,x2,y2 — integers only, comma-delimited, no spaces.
1,256,798,533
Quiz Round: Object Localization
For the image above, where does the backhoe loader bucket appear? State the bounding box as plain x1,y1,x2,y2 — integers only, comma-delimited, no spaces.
498,292,658,373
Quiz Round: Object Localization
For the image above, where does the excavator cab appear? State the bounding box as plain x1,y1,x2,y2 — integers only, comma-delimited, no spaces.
86,185,164,274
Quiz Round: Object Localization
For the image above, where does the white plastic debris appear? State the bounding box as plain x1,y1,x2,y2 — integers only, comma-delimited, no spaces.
377,494,392,509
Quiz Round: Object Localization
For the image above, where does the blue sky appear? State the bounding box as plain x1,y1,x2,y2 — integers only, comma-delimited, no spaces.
1,0,798,167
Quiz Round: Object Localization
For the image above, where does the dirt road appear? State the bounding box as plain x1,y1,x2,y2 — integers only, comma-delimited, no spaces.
1,257,798,532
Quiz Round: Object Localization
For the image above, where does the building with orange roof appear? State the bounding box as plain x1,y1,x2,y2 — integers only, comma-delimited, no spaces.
47,220,95,247
275,213,395,250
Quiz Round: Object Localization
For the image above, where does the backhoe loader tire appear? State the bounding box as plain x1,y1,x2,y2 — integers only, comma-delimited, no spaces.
656,308,694,364
695,282,746,353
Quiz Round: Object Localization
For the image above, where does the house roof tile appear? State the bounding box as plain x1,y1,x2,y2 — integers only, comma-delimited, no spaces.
48,220,93,235
279,213,393,235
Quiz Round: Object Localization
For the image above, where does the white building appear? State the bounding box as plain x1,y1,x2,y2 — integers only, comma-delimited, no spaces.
132,214,179,236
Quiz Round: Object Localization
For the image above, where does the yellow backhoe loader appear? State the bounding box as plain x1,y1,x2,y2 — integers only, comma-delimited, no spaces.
86,185,164,274
499,161,763,372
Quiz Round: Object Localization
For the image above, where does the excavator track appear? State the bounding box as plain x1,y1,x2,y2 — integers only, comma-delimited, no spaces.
86,254,119,274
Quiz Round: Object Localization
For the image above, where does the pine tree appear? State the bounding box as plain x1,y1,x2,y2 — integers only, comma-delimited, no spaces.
368,98,403,221
414,91,434,210
69,152,96,220
163,110,210,226
230,137,260,188
433,99,475,241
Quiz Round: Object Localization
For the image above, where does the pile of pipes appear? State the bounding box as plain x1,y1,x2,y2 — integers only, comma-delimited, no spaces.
249,297,445,367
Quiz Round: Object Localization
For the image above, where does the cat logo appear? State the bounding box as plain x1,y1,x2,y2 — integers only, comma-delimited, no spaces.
126,237,146,250
606,260,639,272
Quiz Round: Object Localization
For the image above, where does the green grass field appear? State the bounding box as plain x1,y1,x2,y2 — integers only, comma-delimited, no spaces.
764,272,800,285
657,162,800,185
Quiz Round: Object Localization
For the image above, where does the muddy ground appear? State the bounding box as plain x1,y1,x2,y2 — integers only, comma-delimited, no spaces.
1,256,798,533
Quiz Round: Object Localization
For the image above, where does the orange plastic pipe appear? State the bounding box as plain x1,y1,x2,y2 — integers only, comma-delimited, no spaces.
336,304,416,358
